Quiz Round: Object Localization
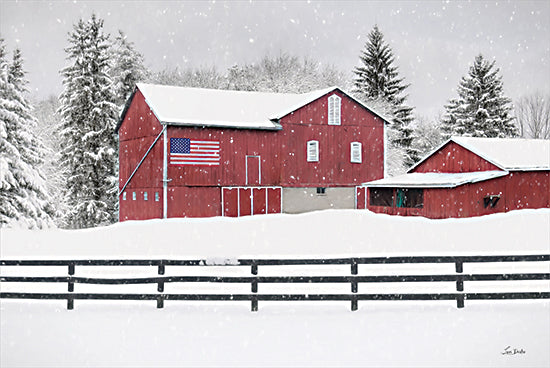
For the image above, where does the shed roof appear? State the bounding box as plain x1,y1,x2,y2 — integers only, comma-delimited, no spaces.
363,171,508,188
409,137,550,172
117,83,391,132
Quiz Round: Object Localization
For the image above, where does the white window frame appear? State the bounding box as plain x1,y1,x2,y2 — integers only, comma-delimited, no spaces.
351,142,362,163
328,94,341,125
307,140,319,162
155,192,160,202
122,192,127,201
132,192,136,201
144,191,148,201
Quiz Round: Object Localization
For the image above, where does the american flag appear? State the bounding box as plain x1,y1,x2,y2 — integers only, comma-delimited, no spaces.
170,138,220,166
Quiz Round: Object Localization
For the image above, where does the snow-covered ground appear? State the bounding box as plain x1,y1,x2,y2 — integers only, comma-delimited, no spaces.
1,209,549,367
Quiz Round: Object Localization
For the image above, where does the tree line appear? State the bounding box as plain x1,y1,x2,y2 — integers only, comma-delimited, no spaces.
1,15,548,229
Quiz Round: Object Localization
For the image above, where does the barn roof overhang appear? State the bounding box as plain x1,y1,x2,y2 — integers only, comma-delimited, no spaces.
362,171,509,189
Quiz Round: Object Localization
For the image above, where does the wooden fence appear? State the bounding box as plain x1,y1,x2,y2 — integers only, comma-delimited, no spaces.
1,255,549,311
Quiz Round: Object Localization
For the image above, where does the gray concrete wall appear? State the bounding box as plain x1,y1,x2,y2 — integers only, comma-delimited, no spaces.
282,187,356,214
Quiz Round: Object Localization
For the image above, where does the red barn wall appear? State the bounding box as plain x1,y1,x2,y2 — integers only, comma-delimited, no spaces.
118,90,164,221
413,141,501,173
367,171,550,219
166,90,385,189
119,88,385,220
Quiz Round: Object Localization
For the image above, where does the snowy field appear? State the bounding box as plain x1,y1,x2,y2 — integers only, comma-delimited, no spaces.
1,209,549,367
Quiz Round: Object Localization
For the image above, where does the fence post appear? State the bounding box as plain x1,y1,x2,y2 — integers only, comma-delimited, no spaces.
251,262,258,275
456,294,465,309
251,295,258,312
158,262,165,275
68,277,74,292
158,279,164,292
67,297,74,310
351,259,358,275
456,276,464,292
351,296,358,311
351,278,358,293
455,260,463,273
157,296,164,309
251,278,258,293
68,263,75,276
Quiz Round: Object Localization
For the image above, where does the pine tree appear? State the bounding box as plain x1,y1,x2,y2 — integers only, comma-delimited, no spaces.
110,30,147,107
353,25,418,167
58,15,118,228
442,54,517,138
0,41,54,228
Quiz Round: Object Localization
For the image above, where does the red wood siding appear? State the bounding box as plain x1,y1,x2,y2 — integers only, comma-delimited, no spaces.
367,171,550,219
413,141,501,173
119,87,386,220
165,90,384,189
118,90,165,221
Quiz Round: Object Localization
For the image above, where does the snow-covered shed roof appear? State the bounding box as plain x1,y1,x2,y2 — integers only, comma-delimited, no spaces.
363,171,508,188
117,83,391,132
409,137,550,172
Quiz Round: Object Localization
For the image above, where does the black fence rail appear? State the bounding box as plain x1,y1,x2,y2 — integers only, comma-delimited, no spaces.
1,255,549,311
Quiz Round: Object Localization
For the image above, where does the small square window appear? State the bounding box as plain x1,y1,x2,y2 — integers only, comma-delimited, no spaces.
132,192,136,201
316,187,326,195
144,192,148,201
155,192,160,202
122,192,126,201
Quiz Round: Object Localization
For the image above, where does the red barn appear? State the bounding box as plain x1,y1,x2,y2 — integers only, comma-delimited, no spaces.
116,83,388,221
358,137,550,218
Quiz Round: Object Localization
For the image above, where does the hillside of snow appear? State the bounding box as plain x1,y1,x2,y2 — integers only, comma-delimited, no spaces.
1,209,549,367
1,209,549,259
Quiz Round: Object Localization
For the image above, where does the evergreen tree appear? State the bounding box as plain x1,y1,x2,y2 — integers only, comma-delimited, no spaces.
442,54,517,138
58,15,118,228
353,25,418,167
0,41,54,228
110,30,147,107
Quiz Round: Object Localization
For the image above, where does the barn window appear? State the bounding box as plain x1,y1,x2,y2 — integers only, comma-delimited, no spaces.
350,142,362,163
132,192,136,201
396,189,424,208
328,94,341,125
307,140,319,162
122,192,126,201
155,192,160,202
316,187,326,195
144,192,148,201
370,188,394,207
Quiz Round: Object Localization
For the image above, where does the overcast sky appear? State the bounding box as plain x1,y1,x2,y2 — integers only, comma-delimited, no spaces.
1,0,549,118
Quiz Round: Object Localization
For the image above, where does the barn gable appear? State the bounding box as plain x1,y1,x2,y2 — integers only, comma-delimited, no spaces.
410,137,550,173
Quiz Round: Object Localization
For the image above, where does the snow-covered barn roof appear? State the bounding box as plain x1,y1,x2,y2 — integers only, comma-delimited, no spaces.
363,171,508,188
117,83,391,132
409,137,550,172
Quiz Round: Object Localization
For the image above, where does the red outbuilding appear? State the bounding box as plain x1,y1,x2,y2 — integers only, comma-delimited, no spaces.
358,137,550,218
116,83,388,221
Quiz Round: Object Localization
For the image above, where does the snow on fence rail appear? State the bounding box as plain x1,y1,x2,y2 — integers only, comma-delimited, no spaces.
1,255,549,311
